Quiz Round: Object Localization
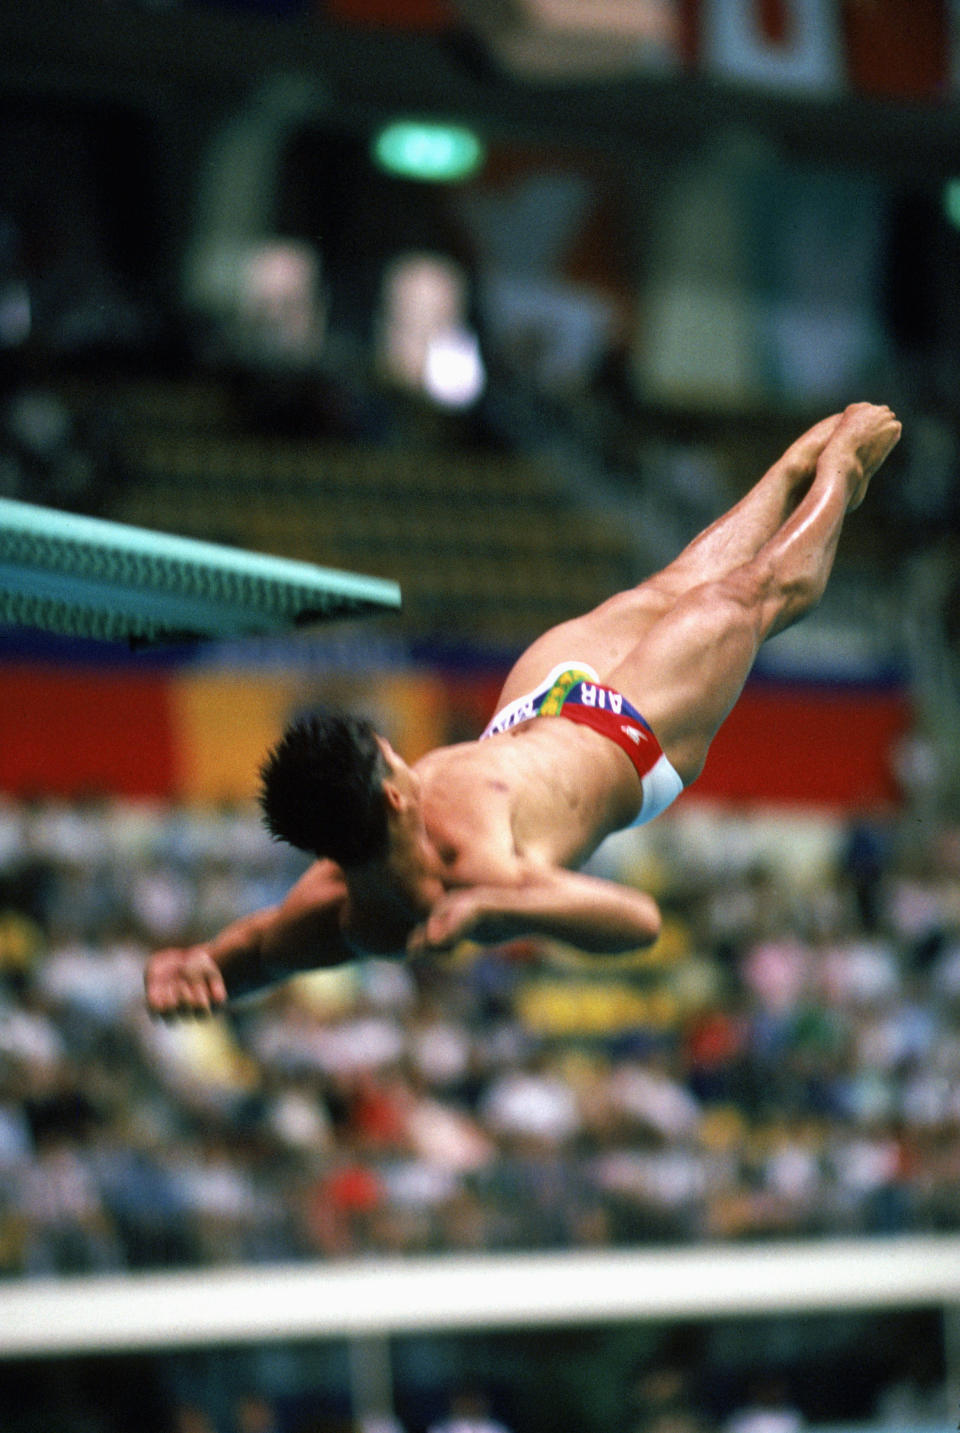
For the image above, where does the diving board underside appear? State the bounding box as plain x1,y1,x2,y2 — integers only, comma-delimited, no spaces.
0,497,401,644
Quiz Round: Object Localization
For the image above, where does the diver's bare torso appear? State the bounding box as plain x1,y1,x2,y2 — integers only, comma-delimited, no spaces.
418,720,640,872
339,719,640,955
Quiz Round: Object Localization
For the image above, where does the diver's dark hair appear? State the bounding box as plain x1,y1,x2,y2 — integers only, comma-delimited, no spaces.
258,708,389,866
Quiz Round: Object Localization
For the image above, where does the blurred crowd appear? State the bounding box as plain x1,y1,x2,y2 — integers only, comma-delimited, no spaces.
0,789,959,1278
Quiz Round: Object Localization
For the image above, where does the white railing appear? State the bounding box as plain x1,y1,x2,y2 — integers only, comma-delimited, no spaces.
1,1236,959,1358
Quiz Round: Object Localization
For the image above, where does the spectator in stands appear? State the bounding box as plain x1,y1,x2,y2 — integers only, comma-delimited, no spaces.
725,1377,804,1433
426,1385,513,1433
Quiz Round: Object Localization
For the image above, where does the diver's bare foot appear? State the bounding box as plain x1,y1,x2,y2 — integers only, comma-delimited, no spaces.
826,403,902,510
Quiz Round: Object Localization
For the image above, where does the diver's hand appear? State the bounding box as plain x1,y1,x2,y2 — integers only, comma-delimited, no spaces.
145,945,228,1019
407,891,495,956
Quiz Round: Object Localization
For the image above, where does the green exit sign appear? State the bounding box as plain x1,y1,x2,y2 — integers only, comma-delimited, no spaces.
372,120,485,183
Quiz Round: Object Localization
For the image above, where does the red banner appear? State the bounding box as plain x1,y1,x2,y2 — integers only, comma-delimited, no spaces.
841,0,949,102
694,680,911,810
322,0,456,28
0,664,177,799
0,660,912,813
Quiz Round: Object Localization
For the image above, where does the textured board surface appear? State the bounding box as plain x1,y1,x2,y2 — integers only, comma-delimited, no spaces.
0,497,401,644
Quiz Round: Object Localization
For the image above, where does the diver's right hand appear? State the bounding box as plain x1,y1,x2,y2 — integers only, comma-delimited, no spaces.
144,944,228,1019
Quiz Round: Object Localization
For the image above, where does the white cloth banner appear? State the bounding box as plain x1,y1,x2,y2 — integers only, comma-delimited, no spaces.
700,0,844,93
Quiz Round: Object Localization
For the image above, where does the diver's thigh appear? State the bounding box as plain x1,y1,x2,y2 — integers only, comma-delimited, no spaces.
607,576,766,783
491,589,670,712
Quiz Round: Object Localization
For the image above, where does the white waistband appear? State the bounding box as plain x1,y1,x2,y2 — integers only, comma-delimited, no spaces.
481,659,600,739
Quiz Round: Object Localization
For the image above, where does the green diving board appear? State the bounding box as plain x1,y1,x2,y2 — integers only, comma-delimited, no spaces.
0,496,401,646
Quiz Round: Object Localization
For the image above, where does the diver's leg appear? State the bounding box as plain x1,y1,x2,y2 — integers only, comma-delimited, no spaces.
606,404,902,783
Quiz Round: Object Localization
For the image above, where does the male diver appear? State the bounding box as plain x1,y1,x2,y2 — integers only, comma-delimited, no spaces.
145,403,901,1017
